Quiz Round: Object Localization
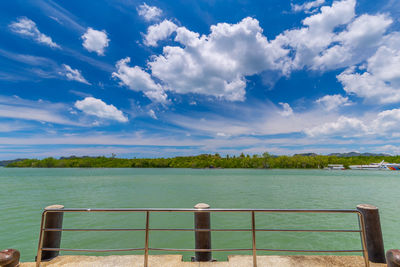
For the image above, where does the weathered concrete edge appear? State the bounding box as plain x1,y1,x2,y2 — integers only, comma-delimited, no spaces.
21,255,387,267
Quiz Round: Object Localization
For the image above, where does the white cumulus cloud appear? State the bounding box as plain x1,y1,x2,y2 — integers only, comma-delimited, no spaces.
112,57,167,103
81,28,110,56
291,0,325,13
371,109,400,135
147,17,288,101
272,0,395,74
144,20,178,46
74,97,128,122
278,102,293,116
304,116,368,137
273,0,356,71
61,64,90,85
313,14,392,70
337,33,400,104
304,107,400,138
137,3,162,22
9,17,60,48
302,0,355,34
118,0,399,103
315,94,352,111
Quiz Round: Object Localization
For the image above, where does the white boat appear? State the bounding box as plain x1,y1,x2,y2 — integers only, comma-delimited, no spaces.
381,162,400,170
325,164,345,170
349,160,385,170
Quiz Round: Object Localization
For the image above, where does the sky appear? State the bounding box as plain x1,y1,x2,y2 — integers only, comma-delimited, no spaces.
0,0,400,159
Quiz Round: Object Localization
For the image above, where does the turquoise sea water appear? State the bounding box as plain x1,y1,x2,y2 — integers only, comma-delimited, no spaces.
1,168,399,262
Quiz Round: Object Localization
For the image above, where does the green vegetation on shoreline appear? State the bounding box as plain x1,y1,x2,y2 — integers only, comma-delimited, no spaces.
5,153,400,169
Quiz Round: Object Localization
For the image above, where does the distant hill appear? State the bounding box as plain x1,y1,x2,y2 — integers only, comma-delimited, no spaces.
0,158,27,166
294,153,319,157
294,152,392,157
328,152,391,157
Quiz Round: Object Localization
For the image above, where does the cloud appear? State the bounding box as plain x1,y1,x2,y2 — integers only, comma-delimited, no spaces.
336,14,391,51
304,108,400,138
0,49,95,83
62,48,114,72
81,28,110,55
0,48,57,67
74,97,128,123
291,0,325,13
0,72,29,82
313,14,392,70
371,109,400,136
9,17,60,48
166,100,338,137
8,100,400,157
338,69,400,103
146,17,288,101
304,116,368,137
337,33,400,103
148,109,157,119
0,51,61,79
273,0,356,71
302,0,355,34
119,0,397,102
60,64,90,84
137,3,162,22
34,0,85,32
0,122,30,132
272,0,395,75
112,57,168,103
0,131,367,159
143,20,178,46
278,102,293,116
0,128,395,159
315,94,352,111
374,145,400,155
0,95,79,125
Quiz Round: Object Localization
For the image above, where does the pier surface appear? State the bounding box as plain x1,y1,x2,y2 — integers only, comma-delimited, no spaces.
21,255,386,266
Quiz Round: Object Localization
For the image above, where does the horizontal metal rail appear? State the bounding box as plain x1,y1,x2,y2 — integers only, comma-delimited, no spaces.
42,248,145,252
41,247,364,253
44,227,361,233
36,208,369,267
42,208,360,213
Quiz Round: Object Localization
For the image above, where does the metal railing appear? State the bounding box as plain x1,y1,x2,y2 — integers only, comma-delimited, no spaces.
36,208,369,267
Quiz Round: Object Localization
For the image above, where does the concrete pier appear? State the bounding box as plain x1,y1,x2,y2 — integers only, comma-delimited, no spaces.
20,255,387,267
26,204,389,266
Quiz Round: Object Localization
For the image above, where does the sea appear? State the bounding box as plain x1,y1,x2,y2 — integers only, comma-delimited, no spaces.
1,168,399,262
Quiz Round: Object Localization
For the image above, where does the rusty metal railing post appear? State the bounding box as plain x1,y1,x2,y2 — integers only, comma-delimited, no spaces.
35,211,46,267
194,203,212,261
41,205,64,261
144,211,150,267
357,204,386,263
251,211,257,267
357,211,370,267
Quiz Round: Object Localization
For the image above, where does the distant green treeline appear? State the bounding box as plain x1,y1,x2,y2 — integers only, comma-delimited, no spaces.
6,153,400,168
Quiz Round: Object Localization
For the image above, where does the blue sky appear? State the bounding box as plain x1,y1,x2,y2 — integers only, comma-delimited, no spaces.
0,0,400,159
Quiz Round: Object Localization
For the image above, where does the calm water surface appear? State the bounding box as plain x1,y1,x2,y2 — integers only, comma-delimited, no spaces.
1,168,399,261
